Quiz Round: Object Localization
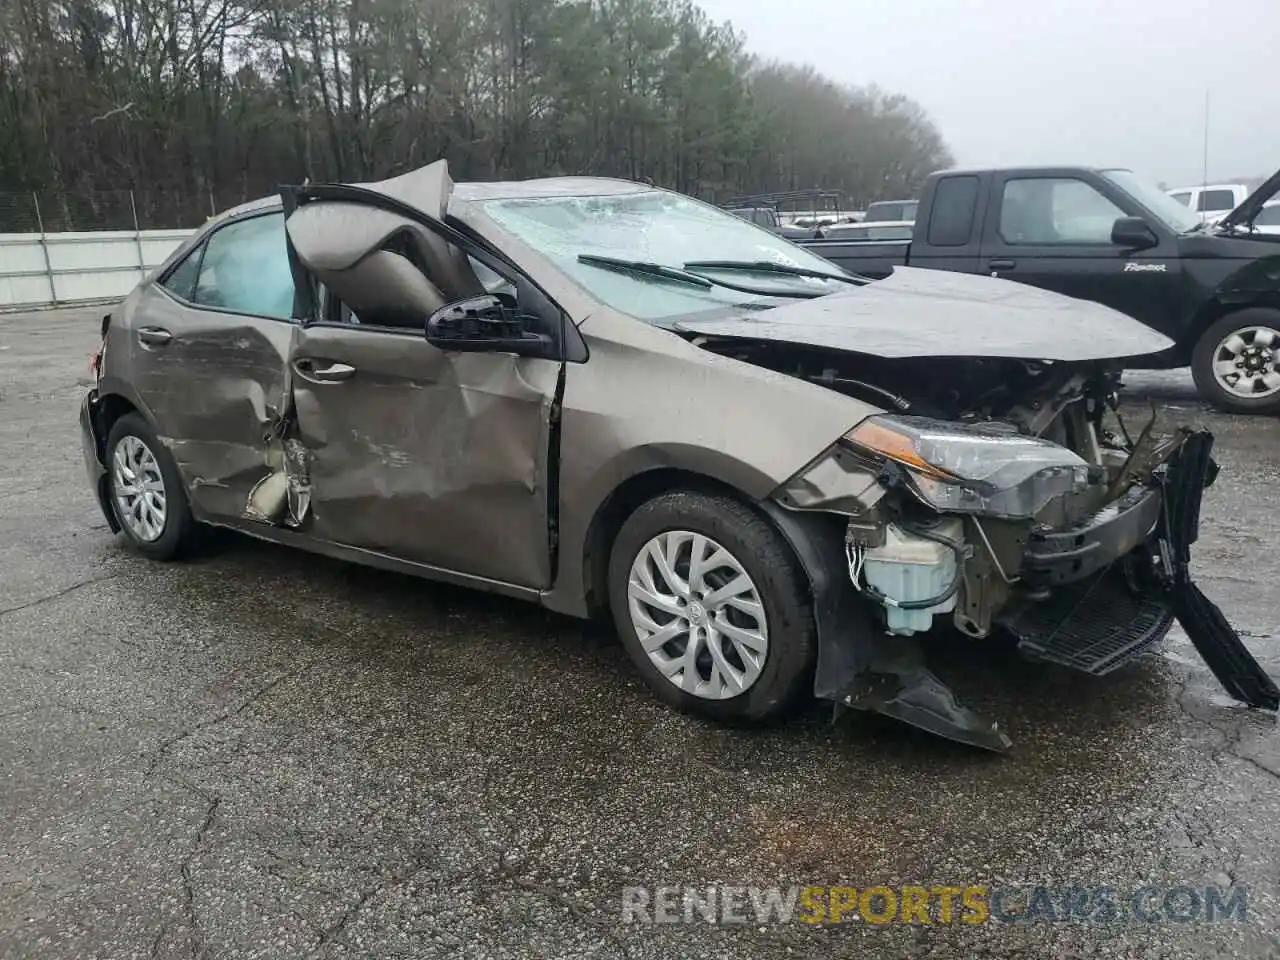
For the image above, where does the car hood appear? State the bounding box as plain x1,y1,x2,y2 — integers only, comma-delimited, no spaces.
1216,165,1280,230
672,266,1174,361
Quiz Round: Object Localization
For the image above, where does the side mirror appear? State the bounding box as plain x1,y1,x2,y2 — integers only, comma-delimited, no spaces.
425,294,553,358
1111,216,1159,251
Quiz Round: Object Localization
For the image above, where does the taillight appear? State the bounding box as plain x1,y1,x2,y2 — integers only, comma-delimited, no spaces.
91,312,111,380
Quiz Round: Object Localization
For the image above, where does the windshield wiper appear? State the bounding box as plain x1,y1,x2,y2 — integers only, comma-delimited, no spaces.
683,259,869,285
577,254,822,299
577,254,712,288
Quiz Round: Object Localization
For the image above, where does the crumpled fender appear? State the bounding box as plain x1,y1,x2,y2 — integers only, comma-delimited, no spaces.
757,499,1011,751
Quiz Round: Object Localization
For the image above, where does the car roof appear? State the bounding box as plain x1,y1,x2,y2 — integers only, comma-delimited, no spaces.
210,175,656,226
936,165,1110,177
210,194,282,222
452,177,653,201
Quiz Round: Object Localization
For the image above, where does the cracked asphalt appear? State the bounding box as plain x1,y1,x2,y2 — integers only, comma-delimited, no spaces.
1,305,1278,959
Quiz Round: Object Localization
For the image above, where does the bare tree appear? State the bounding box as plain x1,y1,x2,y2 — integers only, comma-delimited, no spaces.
0,0,954,228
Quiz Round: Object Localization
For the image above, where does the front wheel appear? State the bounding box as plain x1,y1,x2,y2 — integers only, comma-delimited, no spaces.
105,412,196,560
607,491,816,723
1191,310,1280,414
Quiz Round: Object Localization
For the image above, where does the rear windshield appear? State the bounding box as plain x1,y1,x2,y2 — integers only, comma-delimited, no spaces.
926,176,979,246
1198,189,1237,212
864,201,917,222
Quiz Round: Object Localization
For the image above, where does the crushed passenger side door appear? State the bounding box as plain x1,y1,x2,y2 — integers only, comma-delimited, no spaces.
275,163,564,589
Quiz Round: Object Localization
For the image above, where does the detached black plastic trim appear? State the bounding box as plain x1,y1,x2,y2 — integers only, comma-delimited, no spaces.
1162,432,1279,711
79,391,120,533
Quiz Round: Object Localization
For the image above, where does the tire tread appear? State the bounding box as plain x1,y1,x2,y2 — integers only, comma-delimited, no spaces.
607,490,816,724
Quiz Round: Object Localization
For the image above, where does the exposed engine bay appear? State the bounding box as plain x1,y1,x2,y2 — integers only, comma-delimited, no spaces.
697,336,1175,633
693,334,1280,750
694,336,1118,427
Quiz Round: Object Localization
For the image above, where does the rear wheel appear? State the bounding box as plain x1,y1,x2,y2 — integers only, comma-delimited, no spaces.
1191,310,1280,414
105,413,195,560
607,490,816,723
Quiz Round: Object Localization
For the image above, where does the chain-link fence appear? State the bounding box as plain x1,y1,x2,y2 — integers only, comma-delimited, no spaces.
0,189,219,310
0,190,219,233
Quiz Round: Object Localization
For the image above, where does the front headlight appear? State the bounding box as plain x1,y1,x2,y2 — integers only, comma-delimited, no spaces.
843,414,1092,519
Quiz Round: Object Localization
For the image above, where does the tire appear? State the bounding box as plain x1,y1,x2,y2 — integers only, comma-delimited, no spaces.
105,412,196,560
607,490,816,723
1191,309,1280,415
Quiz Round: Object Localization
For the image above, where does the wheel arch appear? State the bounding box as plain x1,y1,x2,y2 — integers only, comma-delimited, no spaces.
93,392,143,460
577,466,811,622
92,376,161,450
1181,267,1280,357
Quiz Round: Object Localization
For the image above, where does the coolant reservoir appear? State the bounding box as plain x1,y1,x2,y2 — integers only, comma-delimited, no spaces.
862,518,965,635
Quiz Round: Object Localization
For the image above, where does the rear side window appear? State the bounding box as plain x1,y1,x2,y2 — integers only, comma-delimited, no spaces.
926,176,979,246
1198,190,1236,212
867,201,911,222
1169,191,1192,207
160,245,203,300
190,213,295,319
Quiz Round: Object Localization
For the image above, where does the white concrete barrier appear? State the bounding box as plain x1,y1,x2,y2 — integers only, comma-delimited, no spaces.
0,229,192,311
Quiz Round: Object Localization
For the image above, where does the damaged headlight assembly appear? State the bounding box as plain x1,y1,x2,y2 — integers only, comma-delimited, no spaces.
842,414,1094,520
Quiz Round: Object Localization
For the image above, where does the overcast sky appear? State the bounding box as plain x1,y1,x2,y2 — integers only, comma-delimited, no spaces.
694,0,1279,187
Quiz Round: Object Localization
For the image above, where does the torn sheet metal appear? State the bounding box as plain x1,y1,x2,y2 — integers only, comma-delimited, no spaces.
243,436,312,528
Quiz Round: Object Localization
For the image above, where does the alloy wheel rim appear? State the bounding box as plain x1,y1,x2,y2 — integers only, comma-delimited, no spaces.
1211,325,1280,399
626,530,769,700
112,435,167,542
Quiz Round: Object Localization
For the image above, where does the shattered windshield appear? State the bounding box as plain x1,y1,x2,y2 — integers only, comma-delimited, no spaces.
473,189,853,320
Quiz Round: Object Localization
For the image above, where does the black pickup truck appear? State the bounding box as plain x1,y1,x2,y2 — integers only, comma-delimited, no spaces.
796,165,1280,414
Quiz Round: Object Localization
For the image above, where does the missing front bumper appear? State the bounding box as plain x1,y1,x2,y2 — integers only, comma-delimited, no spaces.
1003,429,1278,709
763,428,1278,754
761,499,1013,752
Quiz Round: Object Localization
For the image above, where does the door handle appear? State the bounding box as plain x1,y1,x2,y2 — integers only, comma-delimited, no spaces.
988,259,1017,270
137,326,172,346
293,358,356,383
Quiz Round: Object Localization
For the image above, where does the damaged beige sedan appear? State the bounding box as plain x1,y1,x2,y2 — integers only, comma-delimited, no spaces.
80,162,1278,750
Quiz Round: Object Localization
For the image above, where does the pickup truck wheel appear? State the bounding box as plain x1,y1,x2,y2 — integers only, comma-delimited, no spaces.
106,412,196,560
1191,310,1280,414
607,491,816,724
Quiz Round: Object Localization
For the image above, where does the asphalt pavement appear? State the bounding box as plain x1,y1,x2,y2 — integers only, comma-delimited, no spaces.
1,305,1278,959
